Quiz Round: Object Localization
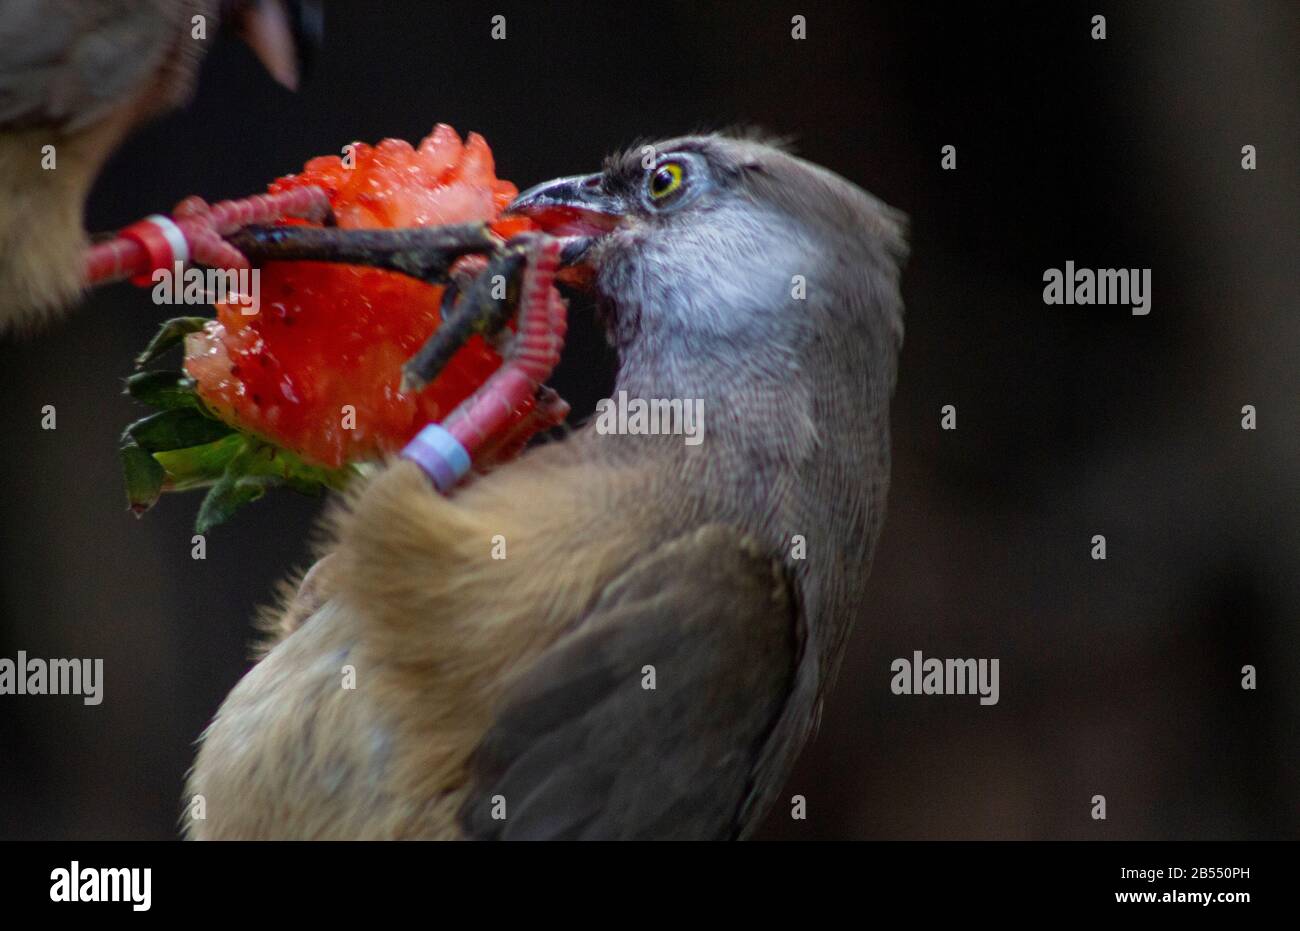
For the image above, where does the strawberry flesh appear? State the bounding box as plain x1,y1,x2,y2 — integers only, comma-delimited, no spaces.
185,126,536,469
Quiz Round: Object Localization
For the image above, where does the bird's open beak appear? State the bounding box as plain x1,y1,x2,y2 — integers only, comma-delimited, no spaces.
229,0,324,91
505,173,627,239
506,174,626,279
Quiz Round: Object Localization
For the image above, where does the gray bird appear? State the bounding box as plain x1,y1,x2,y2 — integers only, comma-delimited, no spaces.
0,0,320,330
186,133,907,840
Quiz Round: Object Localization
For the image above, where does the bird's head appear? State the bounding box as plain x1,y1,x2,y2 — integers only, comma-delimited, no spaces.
509,134,907,620
506,134,906,397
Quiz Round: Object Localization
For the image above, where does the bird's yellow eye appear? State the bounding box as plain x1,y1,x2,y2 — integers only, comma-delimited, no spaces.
648,161,685,200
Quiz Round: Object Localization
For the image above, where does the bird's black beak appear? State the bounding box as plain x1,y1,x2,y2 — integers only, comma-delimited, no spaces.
505,173,627,239
228,0,324,91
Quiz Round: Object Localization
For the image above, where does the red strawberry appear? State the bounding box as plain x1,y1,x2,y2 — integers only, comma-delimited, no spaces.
123,126,559,531
184,125,534,469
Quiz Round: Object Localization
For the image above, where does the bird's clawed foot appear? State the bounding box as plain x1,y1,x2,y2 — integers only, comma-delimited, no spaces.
226,222,500,286
400,237,543,392
224,224,559,395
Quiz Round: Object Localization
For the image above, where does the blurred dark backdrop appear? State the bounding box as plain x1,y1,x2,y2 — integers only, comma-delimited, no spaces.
0,0,1296,839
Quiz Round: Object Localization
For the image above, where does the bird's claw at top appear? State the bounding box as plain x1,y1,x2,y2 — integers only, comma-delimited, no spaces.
223,222,565,395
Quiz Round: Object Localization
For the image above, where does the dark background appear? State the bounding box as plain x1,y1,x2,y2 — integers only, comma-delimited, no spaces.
0,0,1295,840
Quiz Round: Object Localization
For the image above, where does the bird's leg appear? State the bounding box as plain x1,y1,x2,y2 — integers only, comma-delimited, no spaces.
400,241,534,392
225,223,501,285
471,385,571,469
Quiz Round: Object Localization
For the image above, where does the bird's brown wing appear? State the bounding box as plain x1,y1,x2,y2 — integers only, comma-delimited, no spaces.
459,525,801,840
0,0,178,132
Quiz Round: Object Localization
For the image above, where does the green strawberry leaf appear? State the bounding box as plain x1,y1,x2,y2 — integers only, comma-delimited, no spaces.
196,470,282,534
144,434,355,531
124,408,234,453
153,434,249,491
120,441,166,516
124,370,203,412
247,445,355,495
134,316,209,368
